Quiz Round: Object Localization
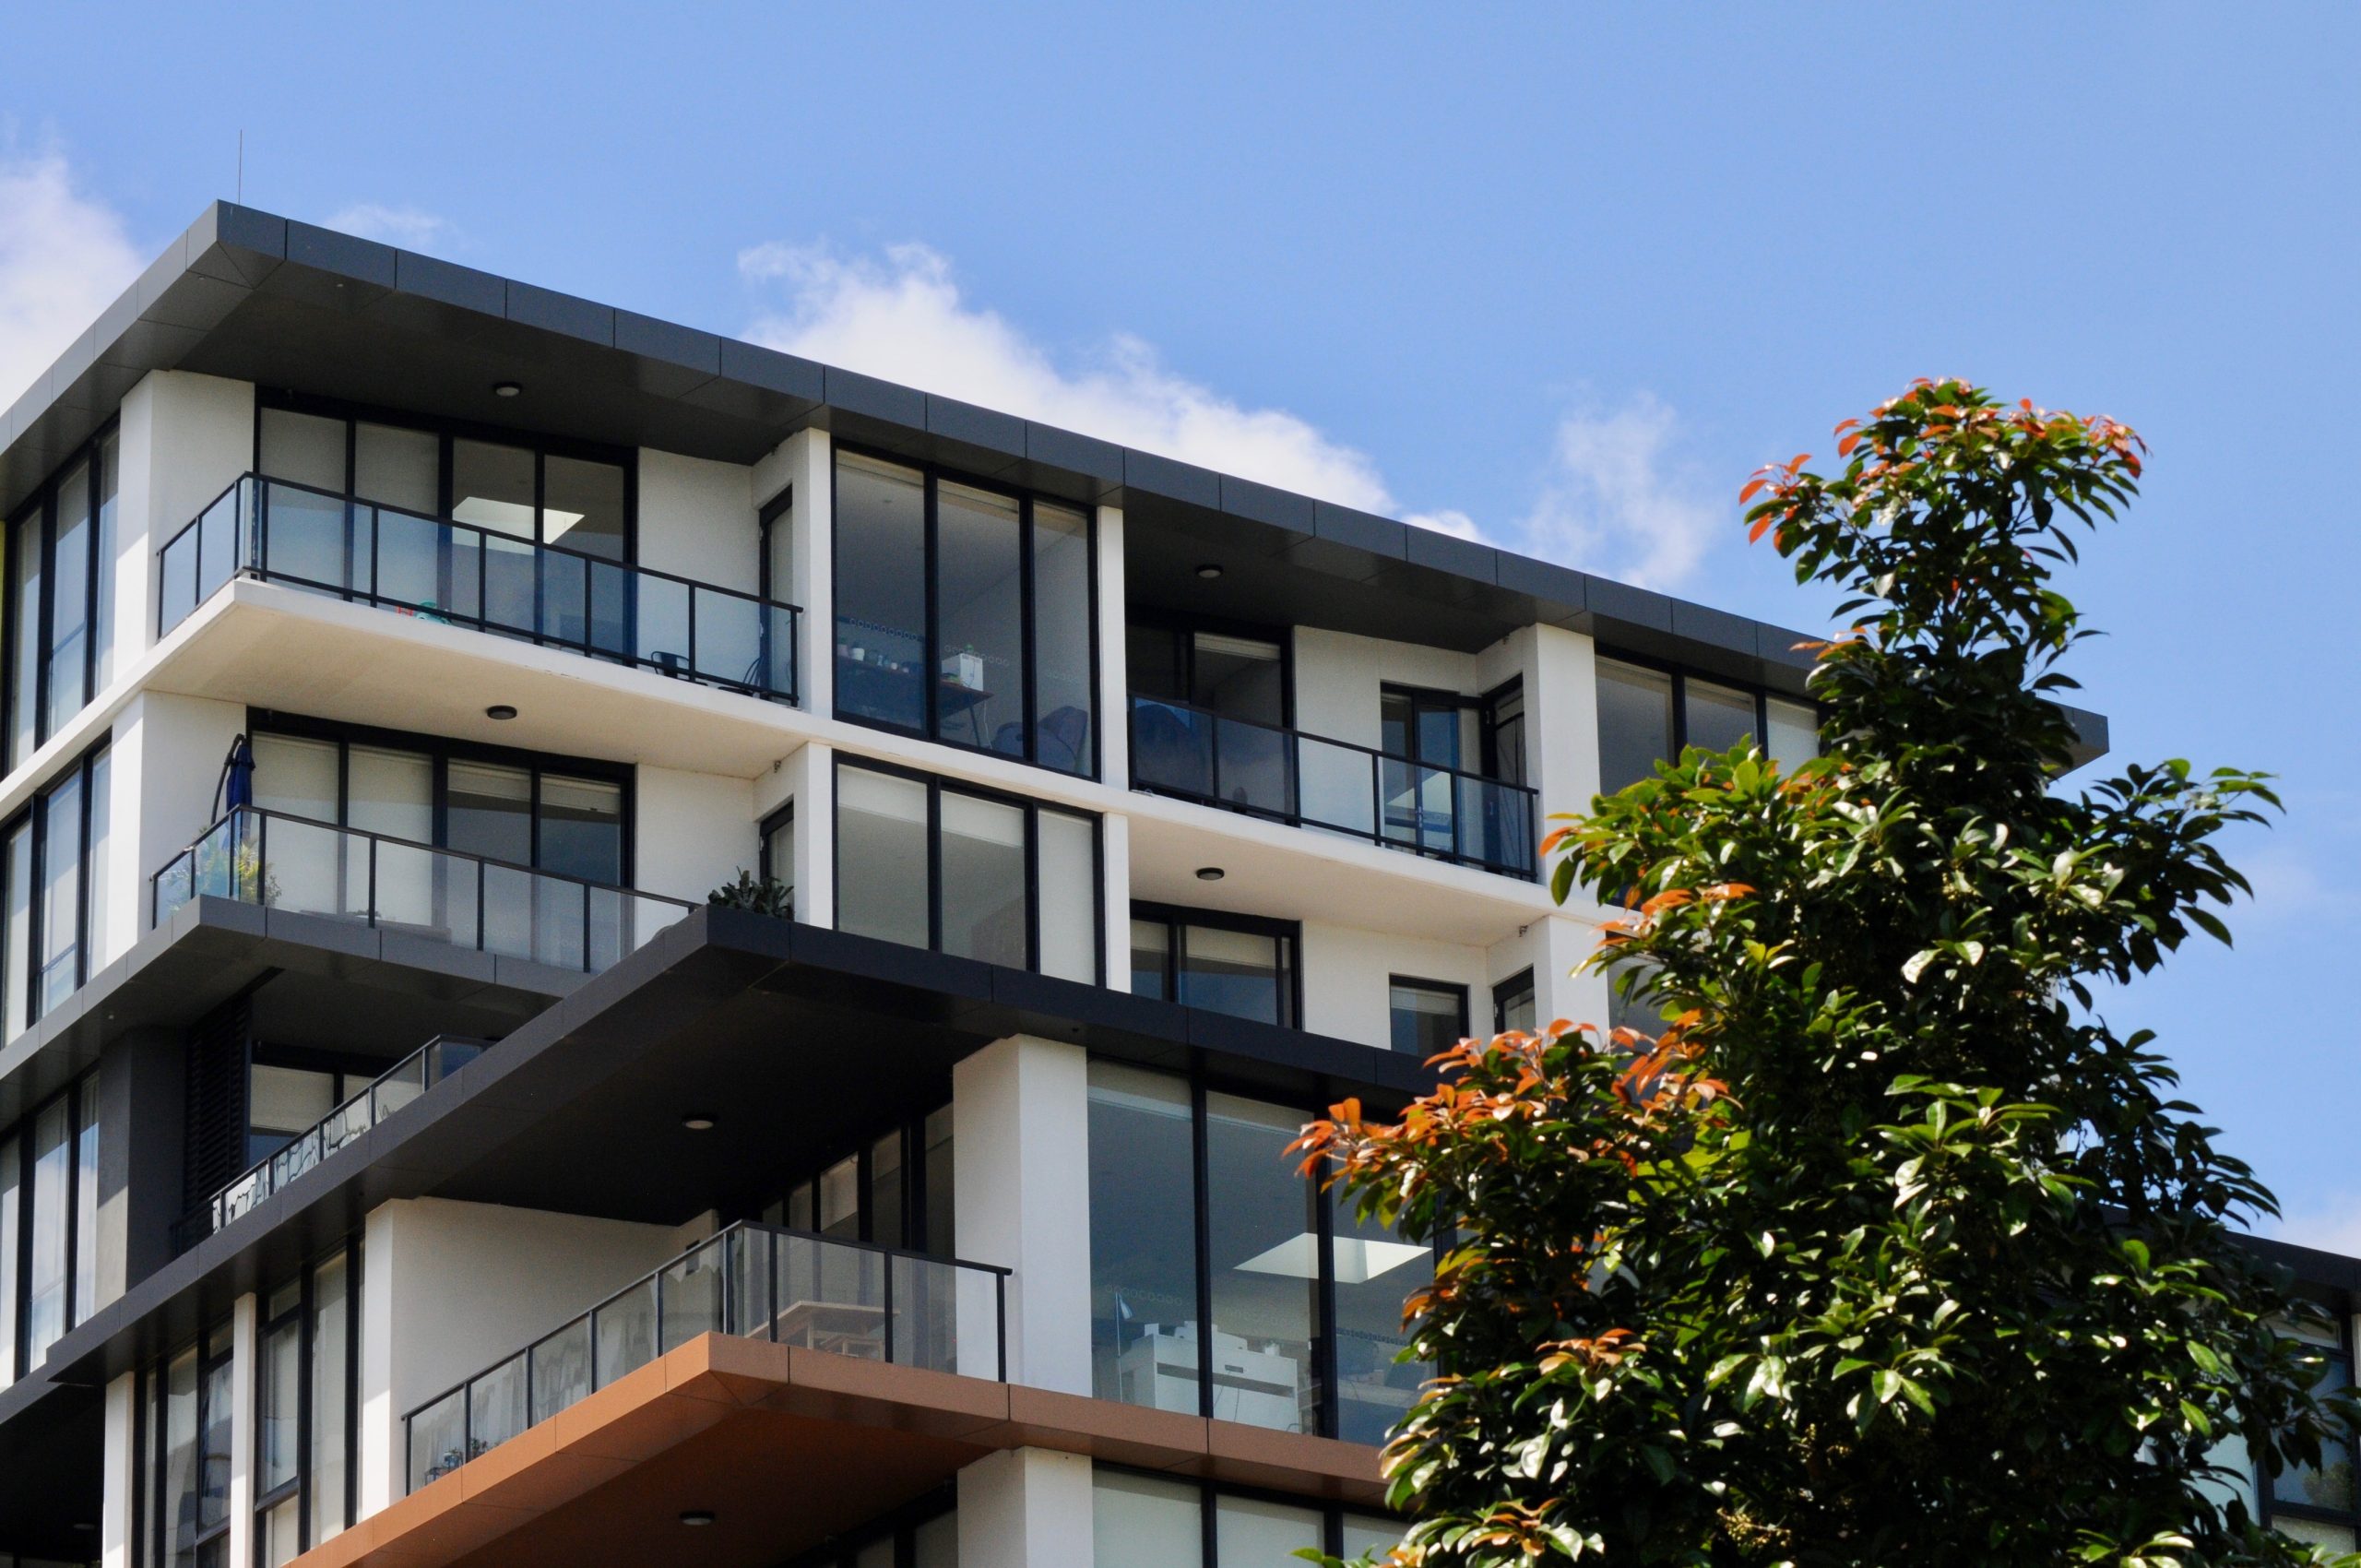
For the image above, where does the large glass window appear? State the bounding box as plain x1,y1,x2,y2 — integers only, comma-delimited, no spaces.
834,759,1100,982
1388,977,1468,1058
2267,1313,2359,1543
0,741,115,1038
1089,1468,1406,1567
0,1072,98,1383
759,1101,955,1261
1088,1064,1433,1443
259,400,634,561
1130,905,1297,1028
4,428,118,773
834,451,1097,777
1596,653,1820,797
1088,1064,1201,1410
1493,968,1537,1034
148,1317,233,1568
247,1240,365,1564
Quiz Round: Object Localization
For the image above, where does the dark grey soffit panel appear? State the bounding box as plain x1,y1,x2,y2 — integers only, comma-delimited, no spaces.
0,200,2104,724
17,904,1428,1402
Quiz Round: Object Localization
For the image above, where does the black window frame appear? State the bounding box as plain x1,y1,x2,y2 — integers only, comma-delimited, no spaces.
830,754,1104,984
4,421,119,774
1088,1465,1408,1565
249,1237,364,1565
146,1313,236,1568
1491,967,1536,1035
244,710,635,886
1386,975,1469,1059
0,735,112,1037
757,800,795,891
774,1482,957,1568
254,391,639,562
2259,1300,2361,1541
1128,901,1302,1031
1378,679,1526,786
751,1098,956,1262
830,444,1101,778
1086,1058,1440,1446
1125,610,1297,731
1,1070,100,1383
1594,647,1821,793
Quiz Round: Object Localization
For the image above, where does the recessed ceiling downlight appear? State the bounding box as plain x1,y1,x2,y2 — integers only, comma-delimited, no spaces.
485,705,518,721
492,381,523,398
1195,866,1225,882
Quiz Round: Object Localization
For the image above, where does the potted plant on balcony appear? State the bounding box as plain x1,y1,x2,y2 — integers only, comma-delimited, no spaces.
707,869,794,921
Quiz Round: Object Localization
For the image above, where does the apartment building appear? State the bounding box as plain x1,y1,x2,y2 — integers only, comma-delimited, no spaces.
0,203,2346,1567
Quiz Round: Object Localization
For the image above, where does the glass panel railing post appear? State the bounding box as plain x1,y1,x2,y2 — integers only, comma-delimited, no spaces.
882,1242,896,1365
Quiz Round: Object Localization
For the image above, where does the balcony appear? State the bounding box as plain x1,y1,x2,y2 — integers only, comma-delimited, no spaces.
151,807,694,973
156,475,801,702
1128,694,1539,879
172,1035,485,1253
405,1221,1008,1491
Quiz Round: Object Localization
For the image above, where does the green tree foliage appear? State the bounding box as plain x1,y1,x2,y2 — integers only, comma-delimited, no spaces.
1299,381,2358,1566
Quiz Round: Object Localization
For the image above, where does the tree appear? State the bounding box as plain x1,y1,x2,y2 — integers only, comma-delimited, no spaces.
1299,380,2358,1566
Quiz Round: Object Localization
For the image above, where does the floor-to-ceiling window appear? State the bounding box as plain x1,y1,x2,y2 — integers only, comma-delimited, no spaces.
252,1239,365,1565
1089,1468,1401,1566
1595,653,1819,796
1086,1062,1430,1442
147,1315,233,1568
1387,976,1467,1058
0,1074,102,1386
245,714,630,968
759,1101,956,1261
1129,905,1298,1028
833,758,1099,982
1491,968,1536,1034
5,427,118,775
833,450,1097,777
0,740,111,1039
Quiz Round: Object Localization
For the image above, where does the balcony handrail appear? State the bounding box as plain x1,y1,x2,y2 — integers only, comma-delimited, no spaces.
148,805,697,919
401,1219,1011,1491
1126,691,1538,801
154,471,802,700
170,1033,489,1253
1126,690,1540,878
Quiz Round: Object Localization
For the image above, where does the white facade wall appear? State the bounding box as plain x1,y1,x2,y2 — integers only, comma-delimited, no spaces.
952,1036,1092,1394
115,691,247,941
118,370,255,675
1289,626,1482,751
635,447,759,596
634,762,756,904
355,1198,683,1514
1299,921,1489,1050
957,1447,1096,1568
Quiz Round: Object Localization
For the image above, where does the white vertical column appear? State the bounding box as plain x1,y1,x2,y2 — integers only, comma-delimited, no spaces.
1092,504,1127,790
1098,813,1131,992
956,1448,1097,1568
357,1204,398,1517
1527,624,1600,831
119,370,256,657
101,1369,136,1568
785,742,835,926
952,1036,1092,1394
790,428,835,719
228,1291,258,1568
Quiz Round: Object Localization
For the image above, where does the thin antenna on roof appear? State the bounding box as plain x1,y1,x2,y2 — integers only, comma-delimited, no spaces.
236,130,243,204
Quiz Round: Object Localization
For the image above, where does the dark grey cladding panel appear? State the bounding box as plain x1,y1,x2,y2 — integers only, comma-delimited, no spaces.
1279,500,1405,585
1405,525,1498,586
505,281,615,348
184,203,288,289
394,249,508,318
825,366,928,431
1026,422,1125,488
1220,475,1316,536
1124,448,1222,511
262,222,394,315
45,325,99,395
688,339,827,423
140,268,252,338
1755,620,1821,672
1581,575,1676,636
924,395,1027,475
614,311,723,399
1491,552,1590,626
1669,600,1758,661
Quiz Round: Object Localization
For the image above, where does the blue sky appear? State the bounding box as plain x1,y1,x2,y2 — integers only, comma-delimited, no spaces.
4,5,2355,1239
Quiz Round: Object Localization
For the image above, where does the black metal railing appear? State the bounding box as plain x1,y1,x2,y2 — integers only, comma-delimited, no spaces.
1127,694,1540,878
171,1035,487,1253
155,473,801,703
150,807,694,973
403,1221,1009,1491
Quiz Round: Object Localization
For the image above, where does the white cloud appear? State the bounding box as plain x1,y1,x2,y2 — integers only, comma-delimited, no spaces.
0,148,145,409
1518,395,1718,591
740,240,1437,530
326,203,457,254
738,239,1722,586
